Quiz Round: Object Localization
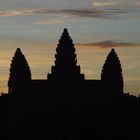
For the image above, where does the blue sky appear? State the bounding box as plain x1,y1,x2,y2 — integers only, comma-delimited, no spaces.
0,0,140,95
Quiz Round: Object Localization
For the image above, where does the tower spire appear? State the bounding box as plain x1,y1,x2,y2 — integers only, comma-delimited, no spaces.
101,48,124,93
8,48,31,94
47,28,84,80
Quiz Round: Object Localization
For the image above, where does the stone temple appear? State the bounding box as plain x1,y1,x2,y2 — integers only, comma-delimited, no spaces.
1,29,139,140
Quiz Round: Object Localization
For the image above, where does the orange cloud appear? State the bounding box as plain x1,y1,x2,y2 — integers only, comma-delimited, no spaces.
77,40,137,49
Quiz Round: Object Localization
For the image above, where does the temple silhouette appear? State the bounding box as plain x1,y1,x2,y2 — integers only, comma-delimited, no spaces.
0,28,140,140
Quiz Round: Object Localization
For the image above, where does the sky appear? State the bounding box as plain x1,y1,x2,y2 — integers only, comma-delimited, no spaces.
0,0,140,95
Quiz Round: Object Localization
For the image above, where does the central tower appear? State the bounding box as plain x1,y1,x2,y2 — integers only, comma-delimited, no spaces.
47,28,85,80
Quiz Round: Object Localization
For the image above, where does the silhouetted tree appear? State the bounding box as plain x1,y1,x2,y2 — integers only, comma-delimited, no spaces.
47,28,84,80
8,48,31,94
101,48,123,93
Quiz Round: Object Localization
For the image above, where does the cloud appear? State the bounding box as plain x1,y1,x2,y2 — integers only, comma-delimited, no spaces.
135,1,140,6
0,9,36,17
56,9,109,18
0,8,128,19
92,0,140,11
77,40,137,49
37,18,64,25
92,1,117,7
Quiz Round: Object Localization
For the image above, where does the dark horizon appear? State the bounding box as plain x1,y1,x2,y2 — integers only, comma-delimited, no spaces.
0,0,140,95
